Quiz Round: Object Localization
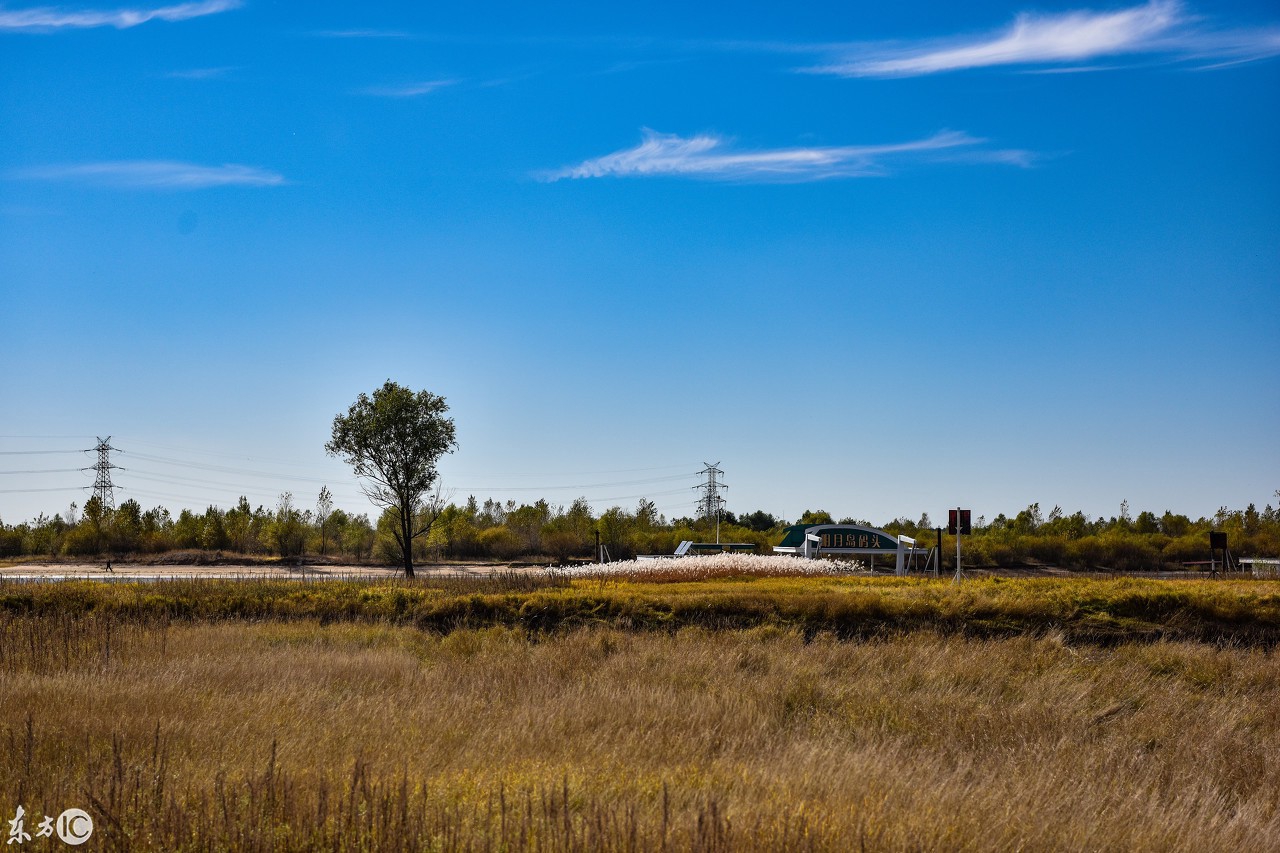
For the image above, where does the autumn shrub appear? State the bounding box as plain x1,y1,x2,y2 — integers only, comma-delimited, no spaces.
1026,534,1068,565
1098,531,1163,572
1067,535,1108,568
477,526,523,560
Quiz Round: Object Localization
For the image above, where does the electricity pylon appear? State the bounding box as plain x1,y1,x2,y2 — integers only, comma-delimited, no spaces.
84,436,123,511
694,462,726,544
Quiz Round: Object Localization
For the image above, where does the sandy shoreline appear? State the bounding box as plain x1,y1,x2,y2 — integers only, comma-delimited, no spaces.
0,561,553,579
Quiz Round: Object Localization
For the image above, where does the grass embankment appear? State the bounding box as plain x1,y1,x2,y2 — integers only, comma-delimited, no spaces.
2,572,1278,644
2,619,1278,851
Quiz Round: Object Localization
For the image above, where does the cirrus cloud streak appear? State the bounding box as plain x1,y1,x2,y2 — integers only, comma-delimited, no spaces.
806,1,1280,76
359,79,457,98
545,129,1030,183
14,160,285,189
0,0,239,31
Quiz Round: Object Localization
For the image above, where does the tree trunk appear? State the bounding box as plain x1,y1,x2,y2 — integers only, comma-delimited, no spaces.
401,506,415,578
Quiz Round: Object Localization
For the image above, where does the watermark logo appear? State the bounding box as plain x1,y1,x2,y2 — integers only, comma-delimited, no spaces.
55,811,92,846
5,805,92,846
6,805,31,845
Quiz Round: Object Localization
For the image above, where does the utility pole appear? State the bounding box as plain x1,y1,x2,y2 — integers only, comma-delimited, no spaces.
694,462,726,544
935,527,943,578
83,436,123,511
948,508,970,583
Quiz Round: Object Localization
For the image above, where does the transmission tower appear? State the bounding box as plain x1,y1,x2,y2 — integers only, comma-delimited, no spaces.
83,436,124,511
694,462,727,544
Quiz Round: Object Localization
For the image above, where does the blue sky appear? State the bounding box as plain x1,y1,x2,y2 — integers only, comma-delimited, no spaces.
1,0,1277,527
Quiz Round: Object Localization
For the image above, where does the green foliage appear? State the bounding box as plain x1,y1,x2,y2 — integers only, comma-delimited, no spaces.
476,526,522,560
506,500,550,553
799,509,835,525
342,514,375,562
598,505,635,559
268,492,307,558
326,380,457,577
738,510,781,532
540,497,595,562
315,486,334,556
173,509,201,550
0,523,20,557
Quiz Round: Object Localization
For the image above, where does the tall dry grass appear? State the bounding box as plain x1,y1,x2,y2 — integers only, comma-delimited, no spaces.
2,614,1277,850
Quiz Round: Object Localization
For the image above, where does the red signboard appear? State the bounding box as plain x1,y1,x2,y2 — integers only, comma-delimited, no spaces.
948,509,971,535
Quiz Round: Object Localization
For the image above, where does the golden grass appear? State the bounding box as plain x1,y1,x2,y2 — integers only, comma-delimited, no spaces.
2,614,1278,850
3,574,1278,644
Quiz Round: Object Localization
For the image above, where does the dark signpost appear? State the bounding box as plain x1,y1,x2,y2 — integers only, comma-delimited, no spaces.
1209,531,1229,576
948,508,972,581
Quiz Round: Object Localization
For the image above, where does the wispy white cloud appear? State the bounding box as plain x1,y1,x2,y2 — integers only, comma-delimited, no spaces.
359,79,457,98
1178,27,1280,68
14,160,285,189
310,28,411,40
164,65,238,80
805,1,1280,77
544,129,1030,183
0,0,239,31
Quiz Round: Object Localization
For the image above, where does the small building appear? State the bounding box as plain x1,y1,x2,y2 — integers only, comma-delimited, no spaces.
679,541,756,555
773,523,925,575
1240,558,1280,578
636,541,757,560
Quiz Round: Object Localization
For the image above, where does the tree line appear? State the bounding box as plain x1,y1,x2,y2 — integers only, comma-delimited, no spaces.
0,490,377,563
871,498,1280,571
2,492,1278,571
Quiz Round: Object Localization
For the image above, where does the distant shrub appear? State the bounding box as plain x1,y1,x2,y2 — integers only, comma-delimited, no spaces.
1067,537,1107,568
1027,535,1068,566
60,525,99,557
477,526,522,560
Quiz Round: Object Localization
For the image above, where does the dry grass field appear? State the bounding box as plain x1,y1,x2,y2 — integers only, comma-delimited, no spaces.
1,568,1278,850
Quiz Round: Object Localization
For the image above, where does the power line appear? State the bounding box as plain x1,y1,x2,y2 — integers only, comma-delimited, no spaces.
15,435,699,487
570,487,693,504
2,432,710,522
125,467,363,497
0,450,84,456
445,464,698,478
125,451,337,484
119,436,699,479
0,486,84,494
123,487,263,507
127,451,697,494
452,473,696,492
125,465,371,505
115,437,332,468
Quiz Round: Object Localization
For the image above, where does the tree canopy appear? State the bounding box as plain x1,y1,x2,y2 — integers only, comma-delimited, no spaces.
325,381,457,577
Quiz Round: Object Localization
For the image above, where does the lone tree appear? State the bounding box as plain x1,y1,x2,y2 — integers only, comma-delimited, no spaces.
326,381,457,578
